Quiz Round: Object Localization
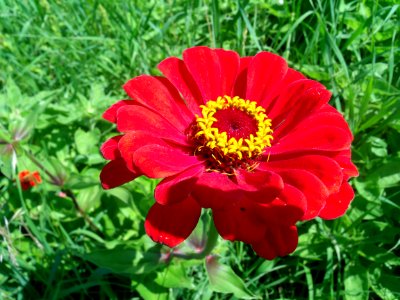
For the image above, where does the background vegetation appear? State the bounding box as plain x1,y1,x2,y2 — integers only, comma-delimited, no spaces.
0,0,399,299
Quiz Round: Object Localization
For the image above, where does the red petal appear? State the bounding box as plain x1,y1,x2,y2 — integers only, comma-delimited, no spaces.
214,48,240,96
260,68,306,109
213,184,305,245
210,182,305,245
232,56,252,99
123,75,192,131
268,80,327,118
263,155,343,194
269,80,331,136
270,126,352,155
156,76,195,122
212,200,267,244
100,159,139,189
100,136,122,160
251,225,298,260
235,169,284,203
102,100,133,123
330,150,359,178
158,57,203,115
274,109,351,141
154,165,205,205
145,196,201,247
277,169,329,220
116,105,188,145
246,51,288,104
118,131,169,172
19,171,31,190
132,144,202,179
32,172,42,183
183,46,239,102
21,182,30,190
192,172,243,209
319,181,355,219
19,170,30,178
258,184,306,225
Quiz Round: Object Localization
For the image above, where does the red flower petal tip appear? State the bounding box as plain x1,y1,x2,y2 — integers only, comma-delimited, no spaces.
100,46,358,259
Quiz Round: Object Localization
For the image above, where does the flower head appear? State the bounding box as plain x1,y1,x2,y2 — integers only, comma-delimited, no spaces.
100,46,358,259
19,170,42,190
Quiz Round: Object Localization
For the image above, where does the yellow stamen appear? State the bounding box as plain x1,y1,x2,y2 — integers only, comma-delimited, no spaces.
193,95,273,170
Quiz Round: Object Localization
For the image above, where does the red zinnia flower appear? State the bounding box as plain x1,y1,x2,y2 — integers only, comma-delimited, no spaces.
100,47,358,259
19,170,42,190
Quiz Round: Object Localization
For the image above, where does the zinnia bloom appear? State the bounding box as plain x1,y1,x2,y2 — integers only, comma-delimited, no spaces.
19,170,42,190
100,46,358,259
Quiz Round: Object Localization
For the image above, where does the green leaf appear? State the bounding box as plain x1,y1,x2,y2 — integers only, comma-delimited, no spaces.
354,158,400,203
82,244,163,276
105,187,133,204
155,262,194,289
344,261,369,300
66,174,99,189
205,256,255,299
370,267,400,300
0,147,17,179
134,278,168,300
76,185,102,212
376,160,400,188
74,128,101,155
368,136,388,157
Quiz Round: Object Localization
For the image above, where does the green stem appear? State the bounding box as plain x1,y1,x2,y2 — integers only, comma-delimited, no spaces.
25,150,103,236
200,220,219,257
62,189,103,237
25,151,63,186
172,217,219,260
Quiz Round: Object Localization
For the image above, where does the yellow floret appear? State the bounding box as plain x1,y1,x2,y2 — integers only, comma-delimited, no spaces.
194,95,273,163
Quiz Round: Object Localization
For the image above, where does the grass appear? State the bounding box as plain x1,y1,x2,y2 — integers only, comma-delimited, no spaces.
0,0,399,299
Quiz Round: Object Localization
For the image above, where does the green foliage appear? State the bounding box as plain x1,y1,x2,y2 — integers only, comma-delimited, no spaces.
206,256,255,299
0,0,399,299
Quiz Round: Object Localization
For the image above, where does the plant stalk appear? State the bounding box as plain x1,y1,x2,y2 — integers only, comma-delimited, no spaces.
25,151,103,236
172,217,219,260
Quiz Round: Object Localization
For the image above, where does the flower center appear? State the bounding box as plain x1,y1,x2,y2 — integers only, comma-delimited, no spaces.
191,95,273,173
213,108,258,140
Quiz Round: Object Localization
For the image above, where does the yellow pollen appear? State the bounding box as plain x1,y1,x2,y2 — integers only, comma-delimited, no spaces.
193,95,273,171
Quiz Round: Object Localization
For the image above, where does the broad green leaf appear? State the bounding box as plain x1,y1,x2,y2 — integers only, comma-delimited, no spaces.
367,136,388,157
83,244,163,275
76,185,102,212
376,160,400,188
0,148,17,179
66,174,99,189
105,187,133,204
354,180,382,202
205,256,255,299
74,128,101,155
296,224,328,260
5,78,22,107
370,267,400,300
134,278,168,300
344,262,369,300
155,262,194,289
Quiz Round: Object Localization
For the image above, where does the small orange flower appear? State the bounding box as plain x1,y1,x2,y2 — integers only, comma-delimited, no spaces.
18,170,42,190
